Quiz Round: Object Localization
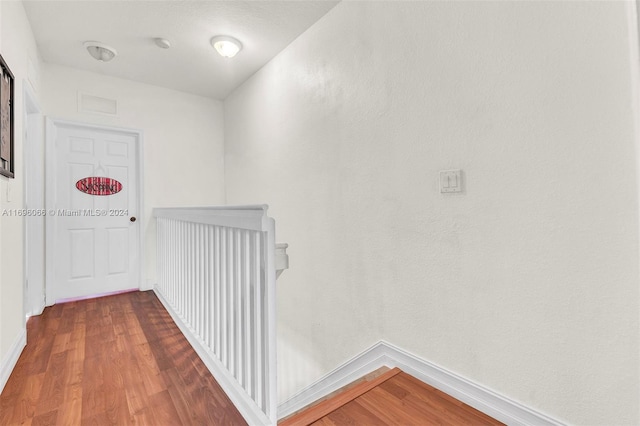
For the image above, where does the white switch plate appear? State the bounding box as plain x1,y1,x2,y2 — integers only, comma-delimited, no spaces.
440,169,462,193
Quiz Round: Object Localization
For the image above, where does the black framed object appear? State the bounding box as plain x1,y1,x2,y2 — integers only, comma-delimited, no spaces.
0,54,14,179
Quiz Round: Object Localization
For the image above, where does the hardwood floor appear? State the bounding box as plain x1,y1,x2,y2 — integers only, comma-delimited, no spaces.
0,290,247,426
3,290,504,425
282,369,504,426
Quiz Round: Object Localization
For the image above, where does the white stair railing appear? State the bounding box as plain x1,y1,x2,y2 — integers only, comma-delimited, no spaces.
154,206,277,425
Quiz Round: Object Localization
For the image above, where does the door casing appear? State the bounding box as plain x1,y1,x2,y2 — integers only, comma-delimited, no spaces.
45,118,145,306
23,82,44,319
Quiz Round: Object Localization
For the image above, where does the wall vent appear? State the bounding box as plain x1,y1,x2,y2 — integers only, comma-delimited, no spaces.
78,92,118,116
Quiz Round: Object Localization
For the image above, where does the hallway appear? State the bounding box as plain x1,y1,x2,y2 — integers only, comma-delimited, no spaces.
0,289,508,426
0,291,246,425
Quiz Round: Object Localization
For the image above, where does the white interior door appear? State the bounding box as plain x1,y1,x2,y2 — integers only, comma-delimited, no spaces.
46,120,141,304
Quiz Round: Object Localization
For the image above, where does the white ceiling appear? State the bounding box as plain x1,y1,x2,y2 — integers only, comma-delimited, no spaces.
23,1,339,100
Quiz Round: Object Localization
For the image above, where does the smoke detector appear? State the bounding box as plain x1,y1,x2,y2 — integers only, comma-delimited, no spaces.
154,38,171,49
83,41,117,62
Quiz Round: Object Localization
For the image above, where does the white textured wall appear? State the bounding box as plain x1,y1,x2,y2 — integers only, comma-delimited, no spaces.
224,1,640,424
41,64,226,286
0,1,40,361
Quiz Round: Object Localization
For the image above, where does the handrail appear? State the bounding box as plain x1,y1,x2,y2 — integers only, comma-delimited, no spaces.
154,205,277,425
154,205,273,231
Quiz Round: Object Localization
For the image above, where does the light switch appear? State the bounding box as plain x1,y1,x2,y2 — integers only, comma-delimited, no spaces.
440,170,462,193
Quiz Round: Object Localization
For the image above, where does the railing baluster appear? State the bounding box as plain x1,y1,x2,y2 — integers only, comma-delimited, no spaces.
198,223,204,338
173,219,177,306
227,227,235,375
243,230,252,394
179,222,182,313
235,229,243,384
249,230,257,400
203,225,210,349
193,223,198,335
191,222,197,329
183,221,188,318
220,226,228,367
254,231,264,410
187,223,191,324
214,225,221,357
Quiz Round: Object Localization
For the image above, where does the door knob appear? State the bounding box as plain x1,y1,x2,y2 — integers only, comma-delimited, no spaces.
130,216,137,222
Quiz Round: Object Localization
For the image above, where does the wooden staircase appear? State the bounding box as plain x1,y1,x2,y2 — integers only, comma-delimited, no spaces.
279,367,504,426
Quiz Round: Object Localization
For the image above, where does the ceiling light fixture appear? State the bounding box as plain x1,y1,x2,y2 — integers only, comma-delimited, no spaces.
210,35,242,58
83,41,117,62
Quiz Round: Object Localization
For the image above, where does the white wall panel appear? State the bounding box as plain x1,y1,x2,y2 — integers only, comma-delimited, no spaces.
0,0,41,364
223,2,640,424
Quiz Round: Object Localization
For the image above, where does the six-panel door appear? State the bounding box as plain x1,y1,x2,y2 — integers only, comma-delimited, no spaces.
51,124,139,302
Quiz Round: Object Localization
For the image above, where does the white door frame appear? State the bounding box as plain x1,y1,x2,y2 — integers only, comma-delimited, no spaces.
45,118,145,306
23,82,44,319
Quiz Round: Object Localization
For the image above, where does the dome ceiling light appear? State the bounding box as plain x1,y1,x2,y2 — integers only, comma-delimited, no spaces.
210,35,242,58
83,41,117,62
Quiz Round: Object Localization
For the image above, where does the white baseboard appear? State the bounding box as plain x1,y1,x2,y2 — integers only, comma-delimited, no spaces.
26,302,45,319
153,288,273,425
139,279,154,292
277,341,391,419
380,341,565,426
277,340,565,426
0,328,26,395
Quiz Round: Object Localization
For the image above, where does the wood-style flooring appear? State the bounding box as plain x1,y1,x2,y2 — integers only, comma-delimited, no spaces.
282,368,504,426
0,290,246,425
3,290,503,425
